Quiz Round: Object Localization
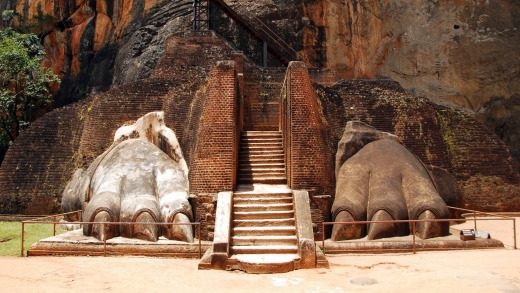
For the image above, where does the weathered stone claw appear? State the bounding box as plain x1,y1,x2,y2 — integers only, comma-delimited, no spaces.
132,211,159,242
415,210,448,239
367,210,396,240
332,123,451,241
331,211,364,241
163,213,194,243
92,211,118,241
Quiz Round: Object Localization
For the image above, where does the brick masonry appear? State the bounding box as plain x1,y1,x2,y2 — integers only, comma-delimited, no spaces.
316,80,520,212
190,193,218,241
0,102,86,214
283,62,334,196
282,72,520,238
0,31,241,216
242,65,286,130
189,61,239,194
1,30,518,243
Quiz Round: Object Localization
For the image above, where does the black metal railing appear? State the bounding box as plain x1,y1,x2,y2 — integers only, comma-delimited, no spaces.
193,0,311,67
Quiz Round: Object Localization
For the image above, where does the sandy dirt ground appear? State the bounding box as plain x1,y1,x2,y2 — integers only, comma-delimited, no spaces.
1,218,519,293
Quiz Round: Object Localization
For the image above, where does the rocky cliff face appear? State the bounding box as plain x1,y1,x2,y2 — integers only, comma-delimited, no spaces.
319,0,520,111
1,0,193,105
192,0,520,162
315,0,520,158
1,0,518,159
3,0,517,110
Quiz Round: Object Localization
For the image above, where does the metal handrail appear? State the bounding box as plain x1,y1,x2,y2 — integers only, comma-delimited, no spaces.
202,0,313,66
242,11,310,64
21,211,203,258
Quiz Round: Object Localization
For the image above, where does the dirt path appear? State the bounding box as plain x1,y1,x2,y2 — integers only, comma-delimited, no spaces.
2,217,518,292
1,249,519,292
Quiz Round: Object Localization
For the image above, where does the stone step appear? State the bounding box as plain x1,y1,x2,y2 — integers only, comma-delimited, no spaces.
234,203,293,212
239,160,285,166
238,154,285,161
233,226,296,236
242,132,282,138
233,218,295,228
229,254,299,274
232,235,298,246
239,163,285,168
249,101,280,106
241,137,282,143
233,192,292,199
237,177,287,185
239,162,285,168
240,145,283,151
233,197,293,205
238,167,286,174
230,245,298,255
233,210,294,220
240,141,283,147
238,173,287,179
241,139,282,144
239,149,284,155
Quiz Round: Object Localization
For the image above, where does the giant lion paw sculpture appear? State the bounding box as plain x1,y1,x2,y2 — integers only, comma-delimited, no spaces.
331,122,449,241
62,112,193,242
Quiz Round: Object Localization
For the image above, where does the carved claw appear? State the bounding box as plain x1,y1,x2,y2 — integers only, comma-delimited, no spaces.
331,211,365,241
132,211,159,242
415,210,448,240
367,210,396,240
163,213,194,243
91,211,118,241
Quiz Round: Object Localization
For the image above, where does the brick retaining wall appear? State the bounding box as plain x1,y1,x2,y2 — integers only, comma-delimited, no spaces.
190,61,240,193
0,102,86,214
283,62,334,196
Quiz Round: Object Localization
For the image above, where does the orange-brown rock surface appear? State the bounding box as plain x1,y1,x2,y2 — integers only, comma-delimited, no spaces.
1,0,193,104
318,0,520,113
2,0,517,113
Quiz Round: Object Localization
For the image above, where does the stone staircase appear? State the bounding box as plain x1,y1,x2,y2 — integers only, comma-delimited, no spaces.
232,191,298,253
228,188,301,273
237,131,287,185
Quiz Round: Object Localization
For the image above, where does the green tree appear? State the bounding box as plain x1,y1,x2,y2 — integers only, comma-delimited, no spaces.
0,26,59,161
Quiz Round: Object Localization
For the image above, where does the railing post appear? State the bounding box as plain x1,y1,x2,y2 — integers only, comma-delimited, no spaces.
473,212,477,231
262,41,268,67
412,221,416,254
103,223,107,257
21,222,25,257
322,222,325,254
514,218,517,250
53,215,57,236
79,210,83,228
198,223,202,259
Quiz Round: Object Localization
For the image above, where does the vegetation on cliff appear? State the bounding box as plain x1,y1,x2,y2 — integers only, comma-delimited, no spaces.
0,20,59,162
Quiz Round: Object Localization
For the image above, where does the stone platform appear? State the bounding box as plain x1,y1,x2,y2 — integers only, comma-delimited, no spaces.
318,228,504,254
27,229,211,258
28,227,505,261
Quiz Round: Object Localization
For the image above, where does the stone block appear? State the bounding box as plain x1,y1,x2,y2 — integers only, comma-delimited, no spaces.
293,190,316,269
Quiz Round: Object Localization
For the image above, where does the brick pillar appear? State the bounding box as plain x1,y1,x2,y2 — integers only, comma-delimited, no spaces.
286,61,334,196
190,61,239,193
